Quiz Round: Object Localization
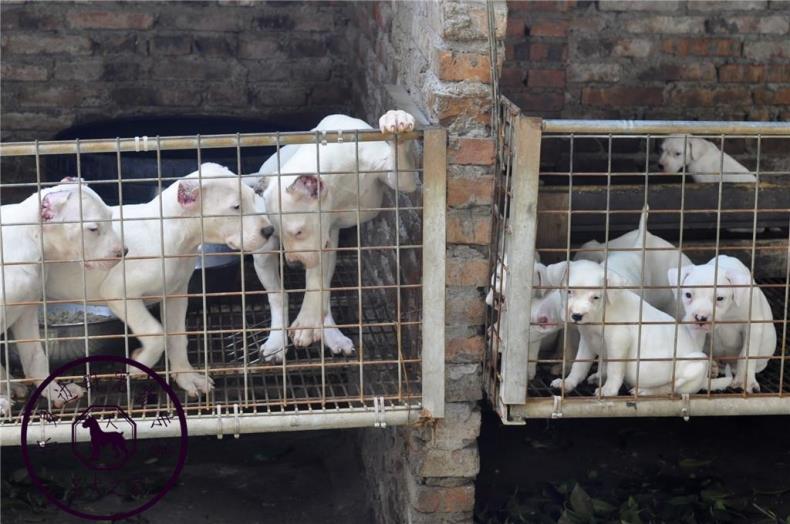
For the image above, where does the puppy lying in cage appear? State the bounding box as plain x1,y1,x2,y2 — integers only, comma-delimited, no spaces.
658,137,756,183
43,164,274,397
249,109,419,362
1,180,125,413
669,255,777,393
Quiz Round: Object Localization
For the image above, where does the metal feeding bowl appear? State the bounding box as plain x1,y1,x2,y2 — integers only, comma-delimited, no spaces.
37,303,130,365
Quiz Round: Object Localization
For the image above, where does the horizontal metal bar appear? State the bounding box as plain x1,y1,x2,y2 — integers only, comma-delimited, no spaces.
0,407,421,446
542,119,790,135
0,130,423,157
510,396,790,419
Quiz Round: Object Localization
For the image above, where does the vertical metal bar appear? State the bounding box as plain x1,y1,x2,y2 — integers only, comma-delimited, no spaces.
354,131,365,403
236,133,249,405
421,127,447,418
501,116,542,406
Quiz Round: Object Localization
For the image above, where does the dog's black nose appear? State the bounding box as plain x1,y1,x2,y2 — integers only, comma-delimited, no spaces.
123,247,129,256
695,314,708,322
287,259,304,270
657,162,664,170
571,313,583,322
261,226,275,239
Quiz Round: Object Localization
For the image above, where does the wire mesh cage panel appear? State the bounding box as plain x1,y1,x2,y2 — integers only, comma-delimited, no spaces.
485,97,790,422
0,124,446,445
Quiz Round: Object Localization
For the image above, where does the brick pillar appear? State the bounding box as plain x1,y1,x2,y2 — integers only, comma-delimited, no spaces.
351,1,506,523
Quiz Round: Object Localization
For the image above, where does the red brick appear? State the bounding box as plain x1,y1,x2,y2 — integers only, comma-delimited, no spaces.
67,11,154,30
2,34,93,55
638,63,716,82
766,65,790,83
773,88,790,105
446,335,485,363
447,176,494,207
668,87,751,107
499,65,526,87
719,64,765,83
529,42,567,62
412,484,475,513
527,68,566,88
447,255,490,286
0,63,48,81
661,37,740,57
446,291,486,326
530,19,569,37
434,94,491,129
448,138,495,166
513,91,565,111
447,212,491,245
582,87,663,107
437,50,491,83
506,16,526,37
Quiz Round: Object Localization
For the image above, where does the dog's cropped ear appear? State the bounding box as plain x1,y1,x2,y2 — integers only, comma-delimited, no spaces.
177,179,201,208
687,138,710,162
533,262,548,297
544,261,569,288
667,265,695,300
40,190,72,222
287,175,325,200
723,267,751,307
60,176,86,185
605,270,626,305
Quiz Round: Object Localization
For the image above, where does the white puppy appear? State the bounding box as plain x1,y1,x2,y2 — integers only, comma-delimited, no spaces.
45,164,273,396
574,207,692,317
252,110,418,361
668,255,776,392
548,259,710,396
658,137,756,183
1,181,125,413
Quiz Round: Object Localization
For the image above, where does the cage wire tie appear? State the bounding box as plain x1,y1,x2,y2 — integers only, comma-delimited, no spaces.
38,415,47,447
233,404,241,439
681,393,691,422
337,130,344,143
551,395,564,419
320,130,328,146
216,405,224,439
133,135,150,152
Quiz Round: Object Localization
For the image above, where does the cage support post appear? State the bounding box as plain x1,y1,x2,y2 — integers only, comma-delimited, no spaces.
421,127,447,419
501,116,543,407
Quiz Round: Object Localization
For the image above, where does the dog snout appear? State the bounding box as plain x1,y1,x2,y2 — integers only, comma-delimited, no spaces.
287,259,304,270
537,315,549,326
694,313,708,322
657,162,664,170
571,313,584,323
261,225,275,239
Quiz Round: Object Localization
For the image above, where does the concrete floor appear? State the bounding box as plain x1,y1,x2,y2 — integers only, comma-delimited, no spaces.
2,429,374,523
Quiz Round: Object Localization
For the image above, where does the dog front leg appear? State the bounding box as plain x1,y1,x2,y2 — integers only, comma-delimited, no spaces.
253,251,289,361
164,292,213,397
550,336,595,393
13,306,85,408
731,322,768,393
290,264,323,348
105,298,166,372
318,229,354,356
596,332,629,397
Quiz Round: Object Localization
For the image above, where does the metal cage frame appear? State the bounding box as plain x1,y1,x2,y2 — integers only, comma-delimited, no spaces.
485,98,789,423
0,126,447,445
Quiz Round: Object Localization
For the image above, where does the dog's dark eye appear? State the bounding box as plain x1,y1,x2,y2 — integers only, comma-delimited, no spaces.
567,289,573,295
592,295,600,300
716,296,724,302
684,292,692,299
87,225,99,233
232,204,240,210
675,152,681,157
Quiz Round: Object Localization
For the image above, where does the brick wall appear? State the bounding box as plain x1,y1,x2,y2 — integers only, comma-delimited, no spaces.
348,2,505,523
0,1,352,142
503,0,790,121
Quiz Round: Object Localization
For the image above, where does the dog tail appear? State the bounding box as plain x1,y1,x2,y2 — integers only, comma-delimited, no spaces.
633,204,649,250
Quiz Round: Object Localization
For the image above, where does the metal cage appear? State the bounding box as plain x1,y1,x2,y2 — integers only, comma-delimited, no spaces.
485,97,789,423
0,126,446,445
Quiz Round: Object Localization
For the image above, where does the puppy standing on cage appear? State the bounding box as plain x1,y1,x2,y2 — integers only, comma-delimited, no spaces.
0,181,126,414
250,110,418,361
44,164,275,397
668,255,776,393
